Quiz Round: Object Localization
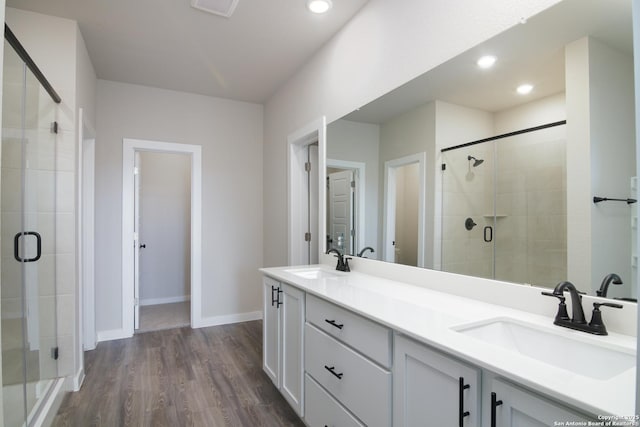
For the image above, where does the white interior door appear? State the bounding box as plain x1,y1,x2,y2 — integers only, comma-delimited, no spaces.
328,170,354,254
134,152,141,330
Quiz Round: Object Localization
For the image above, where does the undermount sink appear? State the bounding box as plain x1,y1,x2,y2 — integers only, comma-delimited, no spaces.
284,267,342,280
452,318,636,380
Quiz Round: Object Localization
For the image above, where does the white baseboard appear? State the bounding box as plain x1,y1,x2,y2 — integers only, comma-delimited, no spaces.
97,328,130,343
195,310,262,328
70,366,85,391
140,295,190,306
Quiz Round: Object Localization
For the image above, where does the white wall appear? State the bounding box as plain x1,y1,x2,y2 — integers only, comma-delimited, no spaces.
566,36,636,296
589,38,636,299
95,80,263,334
139,152,191,305
263,0,562,269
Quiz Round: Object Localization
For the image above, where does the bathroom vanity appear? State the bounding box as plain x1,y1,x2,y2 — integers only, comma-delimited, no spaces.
261,264,636,427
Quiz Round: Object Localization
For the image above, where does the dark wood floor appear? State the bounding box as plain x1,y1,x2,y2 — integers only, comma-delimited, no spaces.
52,321,305,427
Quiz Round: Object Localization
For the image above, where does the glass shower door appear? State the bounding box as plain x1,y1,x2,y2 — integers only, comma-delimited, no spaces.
441,124,567,288
1,38,58,427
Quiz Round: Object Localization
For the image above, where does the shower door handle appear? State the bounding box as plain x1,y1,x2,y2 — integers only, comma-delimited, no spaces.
14,231,42,262
483,226,493,243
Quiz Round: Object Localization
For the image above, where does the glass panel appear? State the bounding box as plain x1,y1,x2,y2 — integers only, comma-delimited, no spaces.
22,44,58,424
441,143,495,279
493,126,567,287
1,39,28,427
1,38,58,427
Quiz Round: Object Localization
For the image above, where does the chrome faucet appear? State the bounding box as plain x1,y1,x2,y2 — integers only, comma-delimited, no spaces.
542,281,622,335
596,273,623,297
357,246,375,258
326,248,351,272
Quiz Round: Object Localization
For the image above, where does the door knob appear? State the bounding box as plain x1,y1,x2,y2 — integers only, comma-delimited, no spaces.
139,243,146,249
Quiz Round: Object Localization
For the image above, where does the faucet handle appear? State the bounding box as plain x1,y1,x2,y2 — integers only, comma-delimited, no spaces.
588,302,623,336
541,291,570,322
343,257,352,272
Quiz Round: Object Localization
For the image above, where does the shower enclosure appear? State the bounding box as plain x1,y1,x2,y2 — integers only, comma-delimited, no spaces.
441,122,567,287
1,26,61,426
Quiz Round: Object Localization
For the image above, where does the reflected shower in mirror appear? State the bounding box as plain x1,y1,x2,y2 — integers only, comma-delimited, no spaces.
324,0,636,301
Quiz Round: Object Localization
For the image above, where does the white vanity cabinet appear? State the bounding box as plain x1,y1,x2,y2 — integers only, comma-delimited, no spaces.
304,295,392,427
262,276,305,416
394,334,481,427
487,379,591,427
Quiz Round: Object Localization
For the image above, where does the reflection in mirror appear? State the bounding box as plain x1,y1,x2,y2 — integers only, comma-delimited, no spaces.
324,0,636,301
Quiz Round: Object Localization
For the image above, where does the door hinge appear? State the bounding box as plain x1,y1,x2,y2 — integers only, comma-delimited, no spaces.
351,180,356,188
441,163,446,171
305,162,311,172
51,346,59,360
135,297,139,306
134,167,139,175
51,121,58,134
133,232,138,242
304,232,311,242
351,229,355,237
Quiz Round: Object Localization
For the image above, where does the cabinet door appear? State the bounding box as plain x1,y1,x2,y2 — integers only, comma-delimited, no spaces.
280,283,305,416
394,335,481,427
490,379,591,427
263,277,280,387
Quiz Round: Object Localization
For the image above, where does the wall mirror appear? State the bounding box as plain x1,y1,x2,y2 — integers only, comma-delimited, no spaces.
324,0,637,301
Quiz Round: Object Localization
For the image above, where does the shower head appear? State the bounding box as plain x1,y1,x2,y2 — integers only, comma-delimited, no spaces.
468,155,484,167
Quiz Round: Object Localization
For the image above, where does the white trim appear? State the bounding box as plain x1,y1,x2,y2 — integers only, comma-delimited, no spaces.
326,158,366,254
197,310,263,328
70,366,85,392
97,328,129,342
30,378,65,427
122,138,203,335
79,107,97,352
383,152,427,268
288,117,326,265
140,295,191,306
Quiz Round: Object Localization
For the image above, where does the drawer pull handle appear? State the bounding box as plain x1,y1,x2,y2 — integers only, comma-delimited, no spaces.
458,377,470,426
490,392,503,427
324,365,344,379
324,319,344,329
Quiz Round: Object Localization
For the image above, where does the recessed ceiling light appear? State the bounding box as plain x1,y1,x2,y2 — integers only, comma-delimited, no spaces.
477,55,497,69
516,84,534,95
307,0,332,14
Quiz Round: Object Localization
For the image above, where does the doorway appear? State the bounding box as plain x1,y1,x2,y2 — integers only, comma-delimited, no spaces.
122,139,202,337
383,152,426,267
288,117,326,265
136,151,192,332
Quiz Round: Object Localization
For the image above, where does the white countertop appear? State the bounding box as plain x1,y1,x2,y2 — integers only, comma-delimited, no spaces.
260,264,637,418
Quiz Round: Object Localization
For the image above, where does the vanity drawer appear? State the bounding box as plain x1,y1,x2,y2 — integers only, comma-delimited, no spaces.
304,374,364,427
306,294,392,368
305,323,391,427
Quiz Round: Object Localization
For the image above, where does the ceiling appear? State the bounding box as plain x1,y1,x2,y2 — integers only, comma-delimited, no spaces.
7,0,369,103
345,0,632,124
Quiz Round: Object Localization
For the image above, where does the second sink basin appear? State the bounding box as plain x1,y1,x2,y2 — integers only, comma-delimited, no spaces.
284,267,342,280
452,318,635,380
